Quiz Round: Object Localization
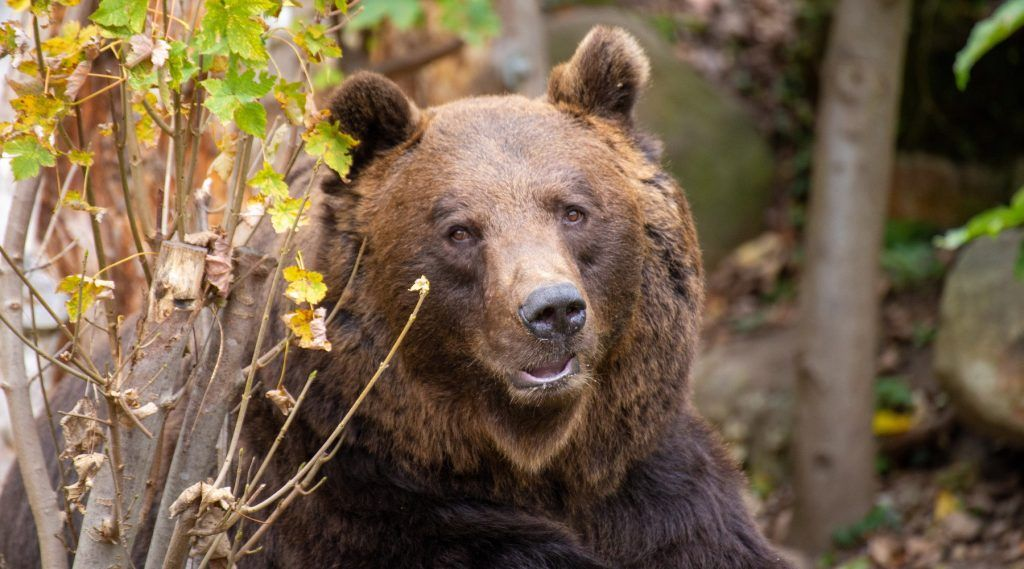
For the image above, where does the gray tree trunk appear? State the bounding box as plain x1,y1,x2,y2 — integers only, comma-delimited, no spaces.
793,0,913,552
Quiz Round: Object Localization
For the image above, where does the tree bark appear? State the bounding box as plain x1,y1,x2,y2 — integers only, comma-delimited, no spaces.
73,241,205,569
145,248,276,569
793,0,913,552
0,179,70,569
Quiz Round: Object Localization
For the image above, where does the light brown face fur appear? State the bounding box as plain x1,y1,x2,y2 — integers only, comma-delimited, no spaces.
356,98,649,467
315,26,697,473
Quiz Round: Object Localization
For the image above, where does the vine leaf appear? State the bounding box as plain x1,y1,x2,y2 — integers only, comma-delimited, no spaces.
57,274,115,323
3,136,56,180
282,307,331,351
203,67,274,137
248,162,289,201
954,0,1024,90
194,0,276,63
90,0,148,37
303,120,357,179
282,265,327,305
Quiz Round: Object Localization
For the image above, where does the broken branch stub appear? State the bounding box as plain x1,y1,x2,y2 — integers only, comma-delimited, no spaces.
73,240,207,569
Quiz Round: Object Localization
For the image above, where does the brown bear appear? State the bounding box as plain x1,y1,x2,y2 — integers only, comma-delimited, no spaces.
0,26,790,569
238,26,790,568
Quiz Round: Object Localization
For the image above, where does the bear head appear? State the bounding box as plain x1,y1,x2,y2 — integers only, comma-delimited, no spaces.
313,27,703,478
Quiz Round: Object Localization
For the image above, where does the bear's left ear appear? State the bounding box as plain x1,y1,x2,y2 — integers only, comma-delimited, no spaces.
547,26,650,125
325,72,421,182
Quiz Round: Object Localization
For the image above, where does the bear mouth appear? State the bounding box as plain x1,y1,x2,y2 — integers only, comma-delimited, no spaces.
512,355,579,390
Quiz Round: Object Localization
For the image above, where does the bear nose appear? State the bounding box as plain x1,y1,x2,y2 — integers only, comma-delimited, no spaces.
519,283,587,340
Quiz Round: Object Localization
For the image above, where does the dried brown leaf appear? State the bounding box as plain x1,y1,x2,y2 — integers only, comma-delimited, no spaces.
184,230,220,247
64,452,105,513
132,402,158,421
65,60,92,100
169,482,235,562
93,517,119,544
190,505,232,562
151,39,169,67
265,387,295,417
169,482,236,518
126,34,153,67
60,398,105,460
205,234,232,297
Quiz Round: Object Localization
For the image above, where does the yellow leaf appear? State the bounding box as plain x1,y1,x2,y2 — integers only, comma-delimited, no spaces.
282,265,327,305
60,190,106,219
267,196,309,233
281,307,331,351
132,94,160,148
57,274,115,323
933,489,961,521
872,409,916,436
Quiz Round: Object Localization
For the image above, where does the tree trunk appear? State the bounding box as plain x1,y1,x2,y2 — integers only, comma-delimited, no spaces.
793,0,913,552
0,179,70,569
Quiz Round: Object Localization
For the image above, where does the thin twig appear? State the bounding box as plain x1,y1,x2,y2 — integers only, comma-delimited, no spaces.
235,279,429,560
211,163,321,489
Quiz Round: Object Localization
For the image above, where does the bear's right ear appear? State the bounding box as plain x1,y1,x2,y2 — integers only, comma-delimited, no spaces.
547,26,650,125
326,72,420,181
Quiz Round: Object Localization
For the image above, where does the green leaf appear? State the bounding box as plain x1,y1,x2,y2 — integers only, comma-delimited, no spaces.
303,120,358,178
313,0,348,15
293,23,341,63
90,0,148,37
127,64,158,92
274,80,306,125
167,41,199,89
0,22,19,58
195,0,275,62
436,0,501,45
234,101,267,137
350,0,423,30
202,67,274,135
3,136,56,180
268,196,310,233
875,376,915,413
954,0,1024,90
936,186,1024,250
248,162,288,201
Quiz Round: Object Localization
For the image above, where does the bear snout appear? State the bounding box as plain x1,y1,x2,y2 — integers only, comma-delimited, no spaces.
518,282,587,341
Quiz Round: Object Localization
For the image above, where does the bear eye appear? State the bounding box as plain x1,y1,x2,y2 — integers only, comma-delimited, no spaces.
563,207,585,225
448,226,472,243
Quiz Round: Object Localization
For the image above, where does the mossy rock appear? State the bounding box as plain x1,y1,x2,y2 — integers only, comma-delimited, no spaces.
547,7,775,266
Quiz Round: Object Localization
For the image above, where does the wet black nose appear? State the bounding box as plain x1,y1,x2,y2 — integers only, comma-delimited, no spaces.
519,283,587,340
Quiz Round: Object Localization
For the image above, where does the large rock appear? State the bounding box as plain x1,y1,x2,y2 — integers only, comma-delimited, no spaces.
935,230,1024,444
547,8,775,267
692,327,798,486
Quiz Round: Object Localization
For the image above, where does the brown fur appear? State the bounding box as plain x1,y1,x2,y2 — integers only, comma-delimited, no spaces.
0,26,790,568
241,26,790,568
